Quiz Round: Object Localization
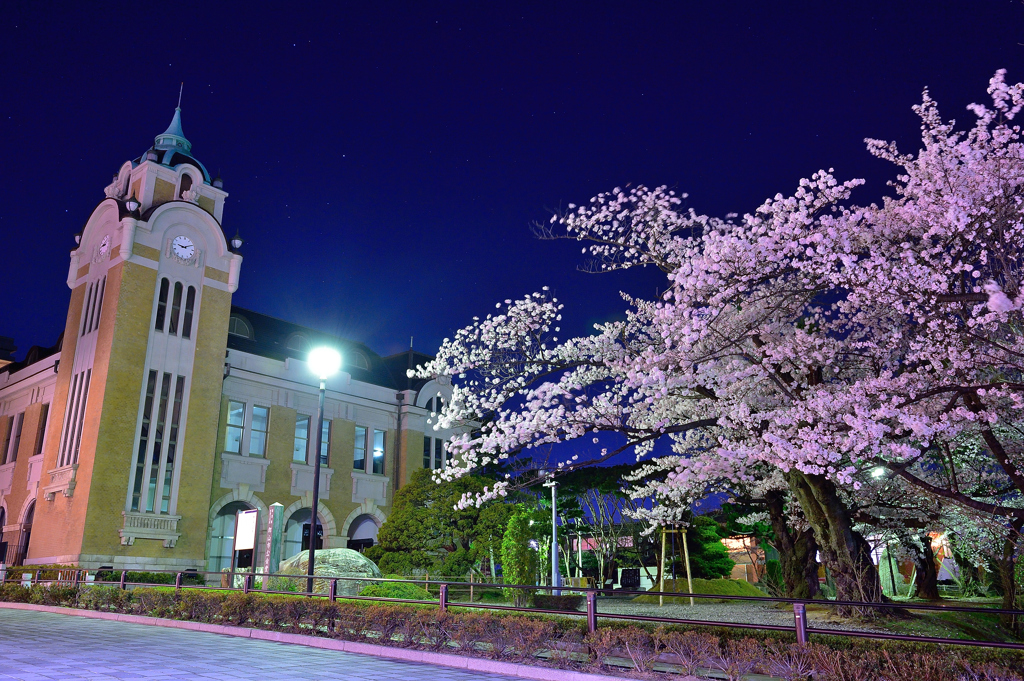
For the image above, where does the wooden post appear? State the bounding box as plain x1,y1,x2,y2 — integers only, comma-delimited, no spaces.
469,569,474,603
681,526,694,607
659,526,667,607
425,571,429,595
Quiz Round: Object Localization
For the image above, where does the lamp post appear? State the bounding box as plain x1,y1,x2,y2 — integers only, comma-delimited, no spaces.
306,347,342,594
542,474,561,596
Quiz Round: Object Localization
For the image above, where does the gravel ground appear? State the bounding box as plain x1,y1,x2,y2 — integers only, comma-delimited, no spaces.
582,598,881,633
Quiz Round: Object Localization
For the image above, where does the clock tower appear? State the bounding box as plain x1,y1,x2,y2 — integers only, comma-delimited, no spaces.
27,104,242,570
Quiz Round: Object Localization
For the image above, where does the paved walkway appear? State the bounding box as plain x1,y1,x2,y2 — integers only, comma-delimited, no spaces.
0,610,522,681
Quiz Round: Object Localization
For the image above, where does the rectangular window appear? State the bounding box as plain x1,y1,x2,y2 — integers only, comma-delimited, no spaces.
146,372,173,512
168,282,183,335
131,370,159,511
320,419,331,466
372,428,385,475
226,400,245,454
423,435,431,469
0,418,12,466
160,376,185,514
182,286,196,339
34,404,49,456
249,405,269,457
294,415,310,463
8,413,24,463
353,426,366,472
155,278,169,331
434,438,444,470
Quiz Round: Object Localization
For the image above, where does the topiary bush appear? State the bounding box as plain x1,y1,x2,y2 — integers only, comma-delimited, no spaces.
359,580,433,601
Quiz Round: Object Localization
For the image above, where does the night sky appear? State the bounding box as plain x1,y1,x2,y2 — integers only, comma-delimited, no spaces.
2,3,1022,361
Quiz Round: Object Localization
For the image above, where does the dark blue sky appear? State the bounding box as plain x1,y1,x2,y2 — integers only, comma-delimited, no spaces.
2,2,1022,359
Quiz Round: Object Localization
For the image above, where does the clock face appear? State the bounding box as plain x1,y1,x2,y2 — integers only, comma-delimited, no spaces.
172,235,195,260
98,235,110,255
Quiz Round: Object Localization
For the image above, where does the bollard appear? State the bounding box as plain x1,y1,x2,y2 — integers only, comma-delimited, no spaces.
175,572,182,591
243,573,251,594
793,603,808,645
330,578,338,602
586,591,598,633
120,571,127,591
439,583,448,614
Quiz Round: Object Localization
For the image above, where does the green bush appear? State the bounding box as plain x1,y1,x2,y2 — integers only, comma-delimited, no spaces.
532,594,584,611
93,570,204,586
359,581,433,601
633,577,765,604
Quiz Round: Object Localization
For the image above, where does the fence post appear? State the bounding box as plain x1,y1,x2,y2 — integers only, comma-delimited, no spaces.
469,570,474,603
586,591,597,633
175,572,182,591
243,573,252,594
439,583,448,614
73,570,80,589
793,603,808,645
330,578,338,602
119,571,127,591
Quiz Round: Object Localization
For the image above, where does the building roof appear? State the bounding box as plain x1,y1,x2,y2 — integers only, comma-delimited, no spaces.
226,306,414,390
0,334,62,377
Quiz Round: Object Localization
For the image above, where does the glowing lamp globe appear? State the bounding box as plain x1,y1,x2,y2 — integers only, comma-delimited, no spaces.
308,347,342,379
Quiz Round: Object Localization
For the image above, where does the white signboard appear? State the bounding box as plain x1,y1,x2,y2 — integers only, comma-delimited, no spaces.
235,509,259,552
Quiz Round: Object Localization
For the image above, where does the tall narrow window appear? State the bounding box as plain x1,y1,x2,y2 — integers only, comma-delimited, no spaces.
160,376,185,514
1,418,13,465
353,426,366,472
34,404,49,456
320,419,331,466
155,278,169,331
178,173,193,197
182,286,196,339
131,371,158,511
8,413,24,463
58,373,81,467
81,283,95,336
70,370,91,465
423,435,431,469
168,282,183,335
293,415,310,463
146,373,172,512
92,277,106,333
226,401,245,453
249,406,269,457
372,429,385,475
434,438,444,470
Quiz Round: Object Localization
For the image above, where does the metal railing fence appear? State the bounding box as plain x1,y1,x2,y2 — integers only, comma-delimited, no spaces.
2,566,1023,651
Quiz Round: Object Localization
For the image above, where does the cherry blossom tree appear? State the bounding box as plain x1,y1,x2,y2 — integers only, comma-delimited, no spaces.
417,71,1024,607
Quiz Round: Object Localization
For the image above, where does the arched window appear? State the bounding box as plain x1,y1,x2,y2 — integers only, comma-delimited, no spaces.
208,501,254,573
347,352,369,370
286,334,310,353
182,286,196,339
178,173,193,198
283,508,323,560
155,278,170,331
228,315,253,339
168,282,183,335
347,514,380,552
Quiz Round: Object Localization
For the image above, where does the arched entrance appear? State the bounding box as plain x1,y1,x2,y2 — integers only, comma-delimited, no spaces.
208,501,254,573
0,506,7,564
283,508,325,561
7,501,34,565
346,514,380,552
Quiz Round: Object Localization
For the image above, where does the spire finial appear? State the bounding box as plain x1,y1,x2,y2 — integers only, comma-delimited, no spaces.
177,82,183,109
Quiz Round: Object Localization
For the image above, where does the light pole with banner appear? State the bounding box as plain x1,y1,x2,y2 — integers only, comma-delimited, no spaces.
306,347,342,593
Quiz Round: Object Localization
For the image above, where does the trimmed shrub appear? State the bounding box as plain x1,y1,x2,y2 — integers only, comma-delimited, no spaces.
358,581,433,601
533,594,584,611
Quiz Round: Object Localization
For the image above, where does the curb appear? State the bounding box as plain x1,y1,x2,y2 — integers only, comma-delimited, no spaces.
0,602,634,681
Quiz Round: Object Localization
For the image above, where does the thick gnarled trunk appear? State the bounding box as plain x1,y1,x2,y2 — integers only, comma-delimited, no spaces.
786,471,884,610
911,536,940,600
766,490,820,599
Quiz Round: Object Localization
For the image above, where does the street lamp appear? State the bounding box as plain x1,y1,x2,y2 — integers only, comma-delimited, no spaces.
306,346,342,593
542,473,561,596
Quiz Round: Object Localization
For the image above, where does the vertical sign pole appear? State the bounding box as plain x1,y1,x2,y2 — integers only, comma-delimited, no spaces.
263,503,283,590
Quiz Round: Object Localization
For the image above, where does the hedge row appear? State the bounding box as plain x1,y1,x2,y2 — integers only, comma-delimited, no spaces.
0,583,1022,680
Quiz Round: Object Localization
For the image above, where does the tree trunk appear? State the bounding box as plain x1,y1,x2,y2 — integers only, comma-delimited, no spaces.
910,536,940,600
766,490,820,599
786,471,885,610
997,521,1022,635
